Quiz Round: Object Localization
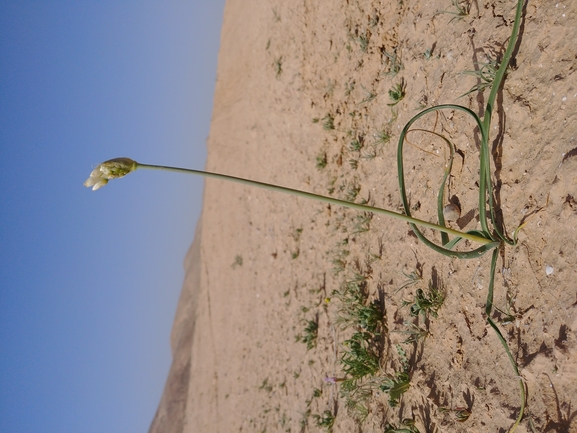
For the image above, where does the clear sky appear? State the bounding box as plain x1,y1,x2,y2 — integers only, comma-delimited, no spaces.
0,2,225,432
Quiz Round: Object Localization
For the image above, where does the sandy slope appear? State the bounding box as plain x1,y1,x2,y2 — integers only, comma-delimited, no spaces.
151,0,577,432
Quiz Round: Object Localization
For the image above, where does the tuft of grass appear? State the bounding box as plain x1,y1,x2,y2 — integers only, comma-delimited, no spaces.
295,317,318,350
271,7,280,22
340,379,374,421
380,372,411,407
439,406,471,422
397,269,423,292
274,56,283,78
388,79,406,106
352,211,373,234
403,281,445,319
373,125,391,146
358,85,377,104
348,135,364,152
232,254,243,268
259,378,273,393
380,345,411,407
382,50,402,76
424,48,433,60
312,410,335,431
459,58,499,97
340,332,381,379
321,114,335,131
344,79,355,96
440,0,471,22
396,321,429,344
343,178,361,202
334,282,381,333
385,419,421,433
316,151,328,169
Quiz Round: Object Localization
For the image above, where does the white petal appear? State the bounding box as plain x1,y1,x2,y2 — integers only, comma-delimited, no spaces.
89,166,103,177
84,175,100,187
92,179,108,190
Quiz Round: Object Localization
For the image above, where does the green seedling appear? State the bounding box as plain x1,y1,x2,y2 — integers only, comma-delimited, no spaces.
460,58,499,97
348,135,364,152
388,80,406,106
325,79,336,98
403,282,445,319
274,56,283,78
336,286,382,333
358,85,377,104
439,406,471,422
295,318,318,350
440,0,471,22
396,321,429,344
259,378,273,393
377,344,411,407
316,151,328,169
380,371,410,407
312,410,335,431
385,419,421,433
352,211,373,234
373,126,392,147
344,79,355,96
271,7,280,22
396,269,423,292
357,34,369,53
322,114,335,130
349,30,369,53
341,332,380,379
382,50,402,76
232,254,243,268
342,178,361,202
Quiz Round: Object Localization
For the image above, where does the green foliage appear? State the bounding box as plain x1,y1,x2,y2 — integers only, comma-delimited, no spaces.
322,114,335,130
460,58,499,96
385,418,421,433
274,56,283,78
382,50,402,76
295,318,318,350
316,151,328,169
380,371,410,407
341,332,381,379
312,410,335,431
403,282,445,319
440,0,471,22
388,80,406,106
379,345,411,407
397,321,429,344
232,254,243,268
335,282,381,332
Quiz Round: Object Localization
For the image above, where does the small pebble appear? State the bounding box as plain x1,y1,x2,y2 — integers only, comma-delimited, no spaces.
545,265,554,276
443,203,461,221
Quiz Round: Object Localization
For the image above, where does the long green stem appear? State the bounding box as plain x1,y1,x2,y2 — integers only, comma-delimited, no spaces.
479,0,525,244
135,163,494,246
485,248,526,432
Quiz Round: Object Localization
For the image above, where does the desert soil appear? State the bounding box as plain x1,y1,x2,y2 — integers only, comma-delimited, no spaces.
150,0,577,432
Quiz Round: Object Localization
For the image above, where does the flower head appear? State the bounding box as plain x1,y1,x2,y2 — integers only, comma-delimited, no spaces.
84,157,137,190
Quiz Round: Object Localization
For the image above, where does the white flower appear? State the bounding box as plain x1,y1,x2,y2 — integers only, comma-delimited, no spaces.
84,157,137,190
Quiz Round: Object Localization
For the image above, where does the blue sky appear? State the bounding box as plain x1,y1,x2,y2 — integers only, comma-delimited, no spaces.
0,2,224,432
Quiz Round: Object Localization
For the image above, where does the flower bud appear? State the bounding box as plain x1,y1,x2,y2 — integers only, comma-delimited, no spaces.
84,158,137,190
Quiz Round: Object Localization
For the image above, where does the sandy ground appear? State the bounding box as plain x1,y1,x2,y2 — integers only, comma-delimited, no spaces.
150,0,577,432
